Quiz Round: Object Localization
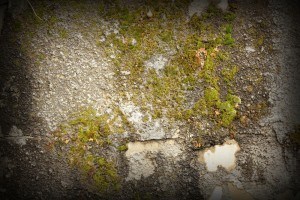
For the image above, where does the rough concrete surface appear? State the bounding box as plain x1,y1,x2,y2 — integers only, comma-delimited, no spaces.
0,0,299,199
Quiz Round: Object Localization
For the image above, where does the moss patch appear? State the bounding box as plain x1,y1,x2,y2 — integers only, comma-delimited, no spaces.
54,108,122,194
94,1,242,143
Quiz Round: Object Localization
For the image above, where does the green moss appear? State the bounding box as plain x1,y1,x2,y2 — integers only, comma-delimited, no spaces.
54,108,121,193
224,24,233,34
216,52,229,61
221,65,238,86
215,94,241,127
190,89,241,127
82,155,119,192
204,87,220,106
224,12,236,21
160,29,174,43
142,115,149,123
189,15,204,31
193,98,207,114
182,109,193,120
69,108,111,139
223,33,234,46
115,108,136,133
226,94,241,105
117,145,128,151
152,109,163,119
217,101,237,127
93,1,243,135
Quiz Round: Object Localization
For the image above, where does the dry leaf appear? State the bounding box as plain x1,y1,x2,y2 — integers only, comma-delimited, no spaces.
215,110,221,116
192,140,202,148
195,48,207,69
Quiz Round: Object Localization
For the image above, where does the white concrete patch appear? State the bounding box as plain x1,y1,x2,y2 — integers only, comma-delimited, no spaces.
140,120,166,140
120,102,175,140
209,186,223,200
145,54,168,73
199,139,240,172
131,38,137,46
245,46,256,53
120,103,144,126
5,126,32,146
9,126,23,137
125,140,183,181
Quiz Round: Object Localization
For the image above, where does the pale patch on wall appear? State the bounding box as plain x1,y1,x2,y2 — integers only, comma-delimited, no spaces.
120,102,180,140
198,139,240,172
125,139,183,181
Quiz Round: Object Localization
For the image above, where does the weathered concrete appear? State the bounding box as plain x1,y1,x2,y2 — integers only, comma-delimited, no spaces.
125,139,184,181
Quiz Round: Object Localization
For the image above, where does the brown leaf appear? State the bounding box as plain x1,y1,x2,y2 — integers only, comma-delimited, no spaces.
195,48,207,69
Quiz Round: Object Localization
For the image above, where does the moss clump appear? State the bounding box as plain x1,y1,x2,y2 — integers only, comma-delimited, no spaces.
217,101,236,127
221,65,238,86
223,33,234,46
55,108,120,193
189,15,204,31
80,155,119,193
117,145,128,151
222,24,235,46
217,94,241,127
204,87,220,106
192,89,240,127
224,12,236,21
93,157,119,191
69,108,112,143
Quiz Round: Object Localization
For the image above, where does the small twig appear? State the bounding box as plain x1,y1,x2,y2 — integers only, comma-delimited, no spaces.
26,0,42,21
